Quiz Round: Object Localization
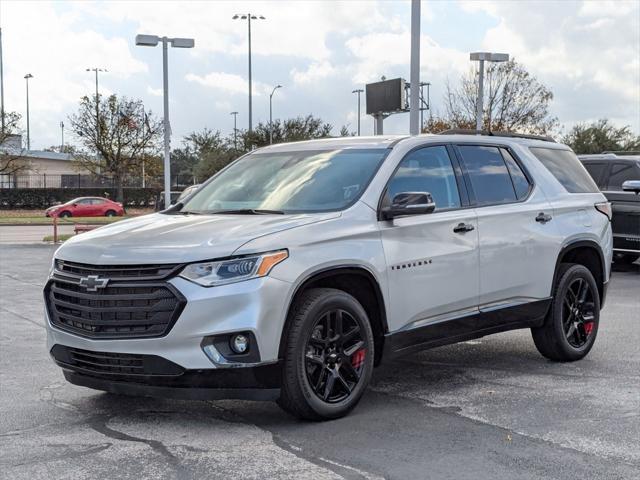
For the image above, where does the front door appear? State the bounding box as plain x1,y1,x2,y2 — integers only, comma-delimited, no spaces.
379,145,479,333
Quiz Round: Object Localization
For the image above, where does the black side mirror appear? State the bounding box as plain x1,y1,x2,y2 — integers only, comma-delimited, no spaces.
381,192,436,220
622,180,640,195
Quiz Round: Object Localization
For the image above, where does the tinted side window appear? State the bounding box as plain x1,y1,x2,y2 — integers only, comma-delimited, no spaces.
501,148,531,200
458,146,517,205
608,162,640,191
529,148,599,193
387,146,461,210
582,162,607,188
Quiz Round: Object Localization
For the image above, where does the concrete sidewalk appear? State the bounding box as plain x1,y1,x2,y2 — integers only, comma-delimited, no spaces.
0,225,76,244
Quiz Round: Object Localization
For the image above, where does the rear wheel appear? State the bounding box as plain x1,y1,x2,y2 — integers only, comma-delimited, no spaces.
278,288,374,420
532,264,600,361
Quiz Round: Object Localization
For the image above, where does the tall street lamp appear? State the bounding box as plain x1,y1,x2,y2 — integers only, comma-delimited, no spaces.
24,73,33,150
269,85,281,145
136,34,194,209
86,68,107,146
470,52,509,131
230,111,238,150
232,13,265,134
351,88,363,136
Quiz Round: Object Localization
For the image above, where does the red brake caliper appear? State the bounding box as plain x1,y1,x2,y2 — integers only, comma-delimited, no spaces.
584,322,594,335
351,348,366,369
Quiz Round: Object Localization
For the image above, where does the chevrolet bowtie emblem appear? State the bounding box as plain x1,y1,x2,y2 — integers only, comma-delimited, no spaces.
78,275,109,292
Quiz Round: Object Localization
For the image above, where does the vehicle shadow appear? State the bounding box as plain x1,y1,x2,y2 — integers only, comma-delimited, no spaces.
611,259,640,273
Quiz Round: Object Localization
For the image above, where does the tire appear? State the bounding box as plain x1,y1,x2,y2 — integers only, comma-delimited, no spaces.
615,254,639,265
277,288,375,421
58,211,72,218
532,263,600,362
105,210,116,217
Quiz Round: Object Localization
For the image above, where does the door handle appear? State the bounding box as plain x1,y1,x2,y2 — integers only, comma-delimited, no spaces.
453,222,475,233
535,212,552,223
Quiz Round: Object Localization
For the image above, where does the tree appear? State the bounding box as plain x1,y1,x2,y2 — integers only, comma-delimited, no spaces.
0,111,31,176
339,125,356,137
441,60,558,135
562,119,640,154
69,94,162,201
240,115,333,149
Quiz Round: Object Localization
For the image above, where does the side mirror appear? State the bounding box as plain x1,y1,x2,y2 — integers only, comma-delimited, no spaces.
381,192,436,220
622,180,640,195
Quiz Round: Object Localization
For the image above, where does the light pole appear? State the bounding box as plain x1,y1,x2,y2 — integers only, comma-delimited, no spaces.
230,111,238,150
269,85,281,145
1,27,5,133
232,13,265,134
409,0,421,136
352,89,363,136
24,74,33,150
86,68,106,146
60,121,64,151
136,34,194,209
470,52,509,132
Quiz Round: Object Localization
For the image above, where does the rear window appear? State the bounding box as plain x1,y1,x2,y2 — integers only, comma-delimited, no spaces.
529,148,599,193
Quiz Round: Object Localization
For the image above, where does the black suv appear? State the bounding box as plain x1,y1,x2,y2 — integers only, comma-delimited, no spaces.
579,153,640,264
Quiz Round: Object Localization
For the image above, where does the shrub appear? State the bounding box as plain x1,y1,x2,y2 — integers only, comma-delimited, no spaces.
0,188,163,209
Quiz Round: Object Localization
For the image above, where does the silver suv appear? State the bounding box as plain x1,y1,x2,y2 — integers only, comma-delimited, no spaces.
46,133,613,420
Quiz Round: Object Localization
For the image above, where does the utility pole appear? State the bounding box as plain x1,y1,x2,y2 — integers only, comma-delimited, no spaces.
60,121,64,151
0,27,5,133
24,74,33,150
230,111,238,150
409,0,421,136
86,68,106,146
352,89,363,136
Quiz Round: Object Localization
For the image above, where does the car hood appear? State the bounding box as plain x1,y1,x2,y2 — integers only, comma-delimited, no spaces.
55,212,340,265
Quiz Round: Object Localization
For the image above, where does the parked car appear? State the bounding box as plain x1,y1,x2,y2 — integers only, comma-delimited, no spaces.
154,191,182,211
579,153,640,264
46,133,612,420
45,197,125,218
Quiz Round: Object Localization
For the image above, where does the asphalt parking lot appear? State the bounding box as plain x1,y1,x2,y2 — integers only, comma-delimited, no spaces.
1,244,638,480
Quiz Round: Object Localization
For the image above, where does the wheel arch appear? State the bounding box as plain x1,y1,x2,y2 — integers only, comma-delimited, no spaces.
553,240,606,305
279,266,388,366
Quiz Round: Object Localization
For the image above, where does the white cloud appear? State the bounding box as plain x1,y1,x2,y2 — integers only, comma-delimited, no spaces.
291,61,337,85
185,72,269,96
146,86,163,97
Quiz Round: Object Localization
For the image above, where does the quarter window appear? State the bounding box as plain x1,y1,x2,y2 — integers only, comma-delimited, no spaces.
387,146,461,210
529,148,599,193
457,145,517,205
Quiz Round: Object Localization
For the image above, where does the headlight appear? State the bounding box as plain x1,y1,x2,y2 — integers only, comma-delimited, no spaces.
179,250,288,287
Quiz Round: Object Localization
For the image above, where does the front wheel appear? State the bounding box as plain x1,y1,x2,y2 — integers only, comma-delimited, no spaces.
278,288,374,420
105,210,116,217
532,264,600,362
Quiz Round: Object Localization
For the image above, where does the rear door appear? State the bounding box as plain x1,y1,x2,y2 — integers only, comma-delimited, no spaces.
604,161,640,251
455,144,558,309
73,198,93,216
379,145,479,332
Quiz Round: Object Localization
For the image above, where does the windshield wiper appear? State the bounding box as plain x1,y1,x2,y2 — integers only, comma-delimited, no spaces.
211,209,285,215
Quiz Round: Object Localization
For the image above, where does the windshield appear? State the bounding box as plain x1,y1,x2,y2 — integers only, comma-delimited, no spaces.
180,148,388,214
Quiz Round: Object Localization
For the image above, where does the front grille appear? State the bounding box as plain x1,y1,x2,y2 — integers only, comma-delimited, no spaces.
45,261,186,339
50,345,184,377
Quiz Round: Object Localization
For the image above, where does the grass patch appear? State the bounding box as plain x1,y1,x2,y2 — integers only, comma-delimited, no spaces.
43,234,74,242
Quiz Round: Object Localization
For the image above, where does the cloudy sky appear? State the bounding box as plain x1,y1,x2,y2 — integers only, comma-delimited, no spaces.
1,0,638,150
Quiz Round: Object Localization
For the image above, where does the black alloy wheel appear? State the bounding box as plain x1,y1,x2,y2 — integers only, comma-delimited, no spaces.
304,308,367,403
562,277,596,348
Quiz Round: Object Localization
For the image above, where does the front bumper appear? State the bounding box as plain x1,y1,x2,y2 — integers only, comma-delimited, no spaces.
51,344,281,400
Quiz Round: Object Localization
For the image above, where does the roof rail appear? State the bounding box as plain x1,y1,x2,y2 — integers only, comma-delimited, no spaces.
437,129,556,143
601,151,640,156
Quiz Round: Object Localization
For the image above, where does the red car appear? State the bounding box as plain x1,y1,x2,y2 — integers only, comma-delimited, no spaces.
45,197,125,218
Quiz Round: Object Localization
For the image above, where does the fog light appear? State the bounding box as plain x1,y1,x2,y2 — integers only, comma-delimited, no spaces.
230,334,249,354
